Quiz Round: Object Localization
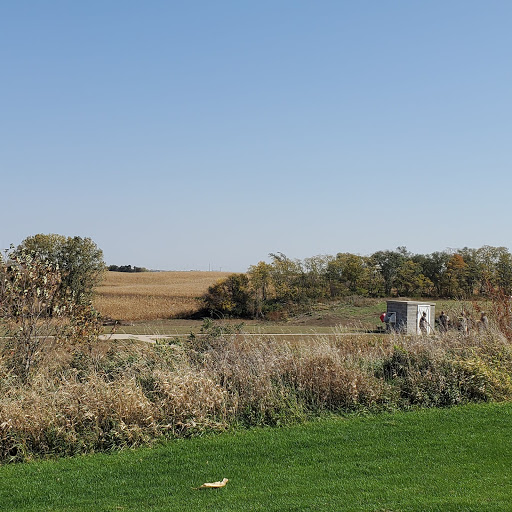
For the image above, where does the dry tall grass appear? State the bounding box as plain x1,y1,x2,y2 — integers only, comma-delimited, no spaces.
93,271,233,321
1,318,512,462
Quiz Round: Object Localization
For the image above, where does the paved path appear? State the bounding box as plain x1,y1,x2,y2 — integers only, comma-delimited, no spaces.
0,332,377,345
99,332,375,343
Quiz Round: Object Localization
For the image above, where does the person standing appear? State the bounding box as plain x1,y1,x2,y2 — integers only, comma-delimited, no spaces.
478,311,489,331
459,310,469,335
439,311,448,332
419,311,428,334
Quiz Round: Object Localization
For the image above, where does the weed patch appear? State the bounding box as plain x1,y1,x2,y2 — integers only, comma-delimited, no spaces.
1,318,512,462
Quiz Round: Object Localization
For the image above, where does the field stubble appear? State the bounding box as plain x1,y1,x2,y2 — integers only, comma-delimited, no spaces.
93,271,233,321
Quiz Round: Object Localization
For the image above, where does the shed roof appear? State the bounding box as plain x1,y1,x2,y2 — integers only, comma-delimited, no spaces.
386,300,436,306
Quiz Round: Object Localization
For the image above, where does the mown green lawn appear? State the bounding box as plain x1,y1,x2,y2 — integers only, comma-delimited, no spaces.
1,402,511,511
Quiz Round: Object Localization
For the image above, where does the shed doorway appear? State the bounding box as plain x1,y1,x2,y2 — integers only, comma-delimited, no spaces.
417,305,432,334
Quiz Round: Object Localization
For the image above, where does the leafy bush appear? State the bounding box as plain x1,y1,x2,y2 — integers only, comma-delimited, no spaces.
201,274,254,317
0,247,104,382
379,331,512,408
16,234,105,305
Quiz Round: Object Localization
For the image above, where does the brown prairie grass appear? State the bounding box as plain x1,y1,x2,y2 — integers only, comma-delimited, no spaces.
1,318,512,462
93,271,234,321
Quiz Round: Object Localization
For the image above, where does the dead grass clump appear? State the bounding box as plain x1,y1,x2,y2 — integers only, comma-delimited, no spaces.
289,340,393,411
0,372,159,461
56,373,156,431
333,330,396,362
198,333,393,422
194,321,512,422
0,339,233,462
197,334,309,425
152,369,230,435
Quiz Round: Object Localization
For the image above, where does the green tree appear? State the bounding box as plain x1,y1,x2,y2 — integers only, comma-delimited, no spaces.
16,234,105,304
412,251,450,297
326,253,373,296
371,249,407,296
301,255,331,300
202,273,253,318
394,260,434,297
247,261,273,317
496,251,512,295
458,247,481,296
474,246,511,294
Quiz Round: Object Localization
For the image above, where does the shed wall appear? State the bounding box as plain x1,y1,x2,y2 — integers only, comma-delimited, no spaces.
386,301,436,334
386,301,409,332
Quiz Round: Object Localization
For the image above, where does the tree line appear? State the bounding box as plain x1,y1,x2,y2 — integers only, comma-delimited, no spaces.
202,246,512,318
108,264,148,273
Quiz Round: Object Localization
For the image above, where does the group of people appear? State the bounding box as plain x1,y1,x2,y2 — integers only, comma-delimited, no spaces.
435,309,489,334
381,308,490,335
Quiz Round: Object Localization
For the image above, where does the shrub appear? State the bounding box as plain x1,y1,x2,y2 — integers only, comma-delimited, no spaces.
16,234,105,305
0,247,104,382
201,274,253,318
0,248,65,381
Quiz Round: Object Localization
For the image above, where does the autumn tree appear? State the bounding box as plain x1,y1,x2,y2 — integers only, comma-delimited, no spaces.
0,248,62,380
16,234,105,304
247,261,273,317
441,254,469,298
326,253,374,296
0,247,101,381
394,260,434,297
267,253,304,304
201,273,253,318
371,249,407,296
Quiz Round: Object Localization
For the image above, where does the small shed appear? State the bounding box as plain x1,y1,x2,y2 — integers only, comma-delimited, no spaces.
386,300,436,334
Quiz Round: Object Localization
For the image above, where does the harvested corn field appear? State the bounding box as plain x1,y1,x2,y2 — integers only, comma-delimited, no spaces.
93,271,234,321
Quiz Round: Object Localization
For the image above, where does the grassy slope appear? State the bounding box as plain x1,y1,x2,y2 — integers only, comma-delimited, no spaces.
106,298,478,336
1,402,511,511
94,269,491,333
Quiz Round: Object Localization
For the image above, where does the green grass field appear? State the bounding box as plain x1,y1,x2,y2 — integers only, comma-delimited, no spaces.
1,402,511,511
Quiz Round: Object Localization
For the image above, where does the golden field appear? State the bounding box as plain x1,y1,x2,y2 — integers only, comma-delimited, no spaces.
93,271,233,321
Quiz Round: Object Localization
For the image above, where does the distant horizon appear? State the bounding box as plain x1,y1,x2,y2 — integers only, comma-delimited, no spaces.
13,238,511,275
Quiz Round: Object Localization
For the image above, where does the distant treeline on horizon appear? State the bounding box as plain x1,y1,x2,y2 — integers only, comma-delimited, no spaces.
107,264,148,273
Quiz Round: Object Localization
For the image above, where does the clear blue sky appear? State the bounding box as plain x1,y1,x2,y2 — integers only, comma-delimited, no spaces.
2,1,511,271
